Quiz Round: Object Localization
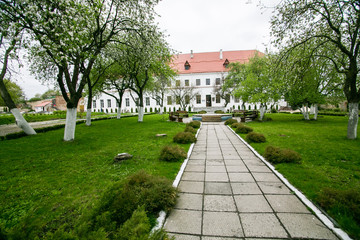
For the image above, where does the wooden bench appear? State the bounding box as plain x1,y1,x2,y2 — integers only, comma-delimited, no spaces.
232,110,258,122
202,115,222,122
169,111,189,122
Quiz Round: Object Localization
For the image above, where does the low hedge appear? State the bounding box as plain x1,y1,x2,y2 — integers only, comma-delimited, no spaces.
264,146,301,163
159,145,187,162
173,132,196,144
245,132,266,143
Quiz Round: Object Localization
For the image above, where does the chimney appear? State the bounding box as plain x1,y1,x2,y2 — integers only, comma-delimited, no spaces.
190,50,193,59
220,49,223,60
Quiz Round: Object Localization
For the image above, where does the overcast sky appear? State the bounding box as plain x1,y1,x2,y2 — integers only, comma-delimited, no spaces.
16,0,279,99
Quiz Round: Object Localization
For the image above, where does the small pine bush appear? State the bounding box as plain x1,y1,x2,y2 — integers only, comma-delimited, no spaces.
159,145,187,162
235,125,253,134
184,126,197,134
173,132,196,144
214,110,224,114
198,110,207,114
264,146,301,163
225,118,237,125
187,120,201,129
246,132,266,143
231,122,243,129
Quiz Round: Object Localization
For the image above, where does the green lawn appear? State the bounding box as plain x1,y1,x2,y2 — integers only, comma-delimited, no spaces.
0,115,189,238
236,113,360,239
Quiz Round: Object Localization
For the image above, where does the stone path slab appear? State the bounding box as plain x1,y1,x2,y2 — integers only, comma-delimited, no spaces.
164,123,339,240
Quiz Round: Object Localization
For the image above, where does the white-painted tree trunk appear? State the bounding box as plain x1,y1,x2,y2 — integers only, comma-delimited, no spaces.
64,108,77,141
159,106,163,115
259,105,266,121
313,104,318,120
300,104,310,120
138,106,144,122
10,108,36,135
86,108,92,126
117,107,121,119
347,102,358,139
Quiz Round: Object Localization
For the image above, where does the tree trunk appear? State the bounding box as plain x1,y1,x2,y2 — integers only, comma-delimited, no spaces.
347,102,358,139
259,105,266,121
117,106,121,119
86,108,92,126
300,104,310,120
64,108,77,141
159,105,163,115
138,106,144,122
313,104,318,120
11,108,37,135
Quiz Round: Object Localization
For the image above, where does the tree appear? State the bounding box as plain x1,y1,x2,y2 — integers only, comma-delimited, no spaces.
0,10,36,135
1,0,159,140
213,74,232,108
271,0,360,139
41,88,60,99
0,79,25,106
170,82,198,111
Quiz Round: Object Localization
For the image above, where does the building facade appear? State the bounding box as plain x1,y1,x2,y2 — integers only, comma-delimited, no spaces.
87,50,286,113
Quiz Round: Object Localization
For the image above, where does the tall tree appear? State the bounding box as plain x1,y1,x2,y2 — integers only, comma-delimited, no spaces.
271,0,360,139
0,11,36,134
1,0,159,140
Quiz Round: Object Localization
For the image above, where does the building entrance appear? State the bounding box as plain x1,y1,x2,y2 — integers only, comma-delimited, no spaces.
206,95,212,107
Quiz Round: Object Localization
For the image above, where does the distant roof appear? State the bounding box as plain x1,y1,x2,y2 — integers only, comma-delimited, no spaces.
35,101,52,107
172,50,264,74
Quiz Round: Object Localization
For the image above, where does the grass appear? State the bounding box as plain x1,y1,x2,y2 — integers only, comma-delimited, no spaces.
234,113,360,239
0,114,190,238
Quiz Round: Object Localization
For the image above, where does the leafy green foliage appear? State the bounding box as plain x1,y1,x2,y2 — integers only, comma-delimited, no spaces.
186,120,201,129
235,124,253,134
173,132,196,144
184,125,196,134
224,118,237,125
0,80,25,106
245,132,266,143
159,145,187,162
231,122,243,129
264,146,301,163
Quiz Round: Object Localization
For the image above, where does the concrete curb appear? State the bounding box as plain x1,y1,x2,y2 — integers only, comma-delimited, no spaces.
227,125,352,240
151,123,201,233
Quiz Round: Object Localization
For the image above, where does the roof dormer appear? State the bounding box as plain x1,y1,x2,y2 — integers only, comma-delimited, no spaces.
184,60,191,70
223,58,230,68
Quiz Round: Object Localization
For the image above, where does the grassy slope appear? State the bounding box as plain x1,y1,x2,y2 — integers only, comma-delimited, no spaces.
0,115,189,235
239,113,360,238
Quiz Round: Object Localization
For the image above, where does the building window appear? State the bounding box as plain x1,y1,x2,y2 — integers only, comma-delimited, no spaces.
146,97,150,106
196,79,200,86
107,99,111,108
216,78,221,85
176,80,180,87
125,98,130,107
184,60,191,70
167,96,172,105
216,94,220,103
206,78,210,85
100,99,104,108
92,100,96,108
176,96,180,105
185,79,189,86
225,94,230,103
196,95,201,104
185,95,190,104
235,97,240,103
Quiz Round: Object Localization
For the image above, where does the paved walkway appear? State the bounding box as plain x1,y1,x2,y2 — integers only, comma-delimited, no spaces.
164,123,338,240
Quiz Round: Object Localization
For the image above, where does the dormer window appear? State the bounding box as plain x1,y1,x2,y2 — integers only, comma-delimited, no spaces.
223,59,230,68
184,60,191,70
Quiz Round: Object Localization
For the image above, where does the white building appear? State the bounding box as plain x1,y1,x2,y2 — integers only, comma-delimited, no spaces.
87,50,286,113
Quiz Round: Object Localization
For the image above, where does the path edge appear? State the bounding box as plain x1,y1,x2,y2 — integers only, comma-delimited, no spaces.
227,125,351,240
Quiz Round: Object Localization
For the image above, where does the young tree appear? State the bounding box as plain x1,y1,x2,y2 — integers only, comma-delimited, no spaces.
170,83,198,111
213,74,232,108
271,0,360,139
0,12,36,135
1,0,159,140
0,79,25,106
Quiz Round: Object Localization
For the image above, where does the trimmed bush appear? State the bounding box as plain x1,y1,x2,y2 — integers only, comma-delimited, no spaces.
187,120,201,129
159,145,187,162
224,118,237,125
246,132,266,143
235,125,253,134
214,110,224,114
173,132,196,144
231,122,243,129
264,146,301,163
198,110,207,114
184,125,197,134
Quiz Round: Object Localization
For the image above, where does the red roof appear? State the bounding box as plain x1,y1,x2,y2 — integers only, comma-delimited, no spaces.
35,101,52,107
172,50,264,74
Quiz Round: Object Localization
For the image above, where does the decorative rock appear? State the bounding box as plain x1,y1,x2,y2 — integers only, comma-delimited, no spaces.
156,134,167,137
114,153,133,162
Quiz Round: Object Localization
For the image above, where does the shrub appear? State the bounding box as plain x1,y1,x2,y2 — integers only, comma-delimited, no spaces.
214,110,224,114
184,126,197,134
173,132,196,144
231,122,243,129
198,110,207,114
159,145,187,162
93,170,177,230
271,108,277,113
246,132,266,143
224,118,237,125
187,120,201,129
264,146,301,163
235,125,253,134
